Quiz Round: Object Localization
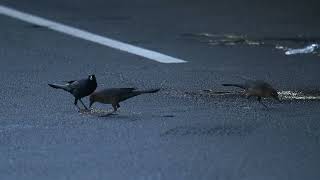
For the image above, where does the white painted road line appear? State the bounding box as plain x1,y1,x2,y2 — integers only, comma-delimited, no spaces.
0,5,187,63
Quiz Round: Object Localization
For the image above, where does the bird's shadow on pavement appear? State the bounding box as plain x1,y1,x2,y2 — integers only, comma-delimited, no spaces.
79,109,146,121
79,108,176,121
161,124,257,137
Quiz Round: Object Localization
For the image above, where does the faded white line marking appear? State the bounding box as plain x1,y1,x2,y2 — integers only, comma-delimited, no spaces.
0,5,187,63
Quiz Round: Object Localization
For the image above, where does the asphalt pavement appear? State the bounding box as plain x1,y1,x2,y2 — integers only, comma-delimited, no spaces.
0,0,320,180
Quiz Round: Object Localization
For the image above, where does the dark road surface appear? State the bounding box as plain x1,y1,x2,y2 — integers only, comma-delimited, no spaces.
0,0,320,179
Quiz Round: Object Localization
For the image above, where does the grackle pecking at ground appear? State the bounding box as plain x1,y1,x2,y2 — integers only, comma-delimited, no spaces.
89,88,160,115
48,75,97,110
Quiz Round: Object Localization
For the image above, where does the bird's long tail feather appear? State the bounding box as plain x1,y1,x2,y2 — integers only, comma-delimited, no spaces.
48,83,70,91
136,88,160,94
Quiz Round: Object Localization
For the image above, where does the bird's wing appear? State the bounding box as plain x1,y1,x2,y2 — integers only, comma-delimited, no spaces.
68,80,81,90
64,80,76,84
118,88,136,91
112,88,136,94
100,88,136,96
249,81,274,91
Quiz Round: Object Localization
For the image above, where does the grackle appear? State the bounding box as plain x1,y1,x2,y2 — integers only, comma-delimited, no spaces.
89,88,160,115
48,75,97,110
222,80,280,107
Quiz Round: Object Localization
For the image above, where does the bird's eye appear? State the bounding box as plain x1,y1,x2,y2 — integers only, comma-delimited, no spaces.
89,76,93,80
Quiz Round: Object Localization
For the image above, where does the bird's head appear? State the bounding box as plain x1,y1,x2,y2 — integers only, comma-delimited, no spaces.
88,74,96,81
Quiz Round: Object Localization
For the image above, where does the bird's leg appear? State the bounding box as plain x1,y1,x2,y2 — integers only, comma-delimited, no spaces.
246,94,252,99
79,99,89,110
100,104,118,117
274,97,281,103
110,103,118,114
74,98,81,110
240,91,246,97
244,91,252,99
116,103,120,108
257,97,268,108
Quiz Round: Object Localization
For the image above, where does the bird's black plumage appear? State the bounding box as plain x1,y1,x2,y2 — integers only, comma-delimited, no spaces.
48,75,97,110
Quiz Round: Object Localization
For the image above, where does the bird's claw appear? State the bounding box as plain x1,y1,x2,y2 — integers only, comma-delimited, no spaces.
79,108,91,113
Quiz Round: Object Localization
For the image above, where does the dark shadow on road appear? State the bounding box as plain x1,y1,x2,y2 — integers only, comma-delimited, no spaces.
161,124,256,137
